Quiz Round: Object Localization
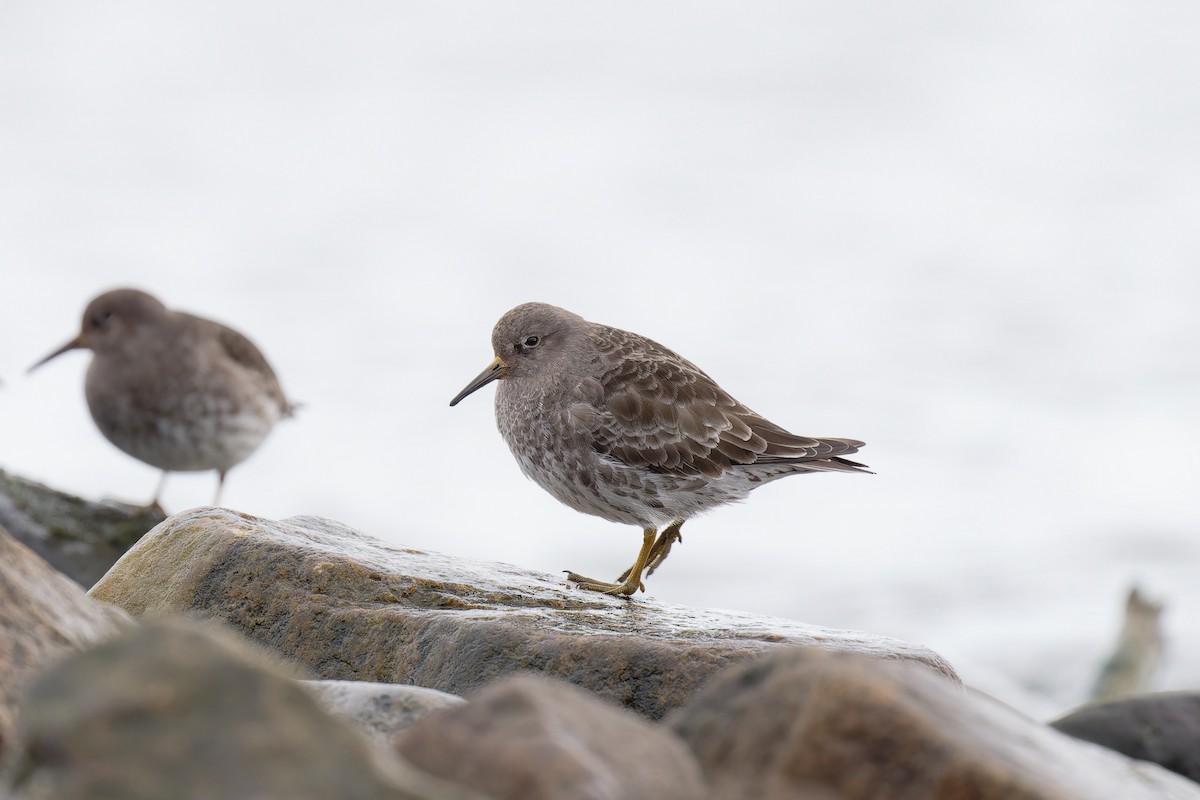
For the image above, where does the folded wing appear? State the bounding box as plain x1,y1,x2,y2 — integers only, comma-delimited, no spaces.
587,326,868,479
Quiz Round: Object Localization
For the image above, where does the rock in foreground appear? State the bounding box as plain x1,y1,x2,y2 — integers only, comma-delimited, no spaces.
305,680,465,745
667,648,1200,800
11,618,483,800
1052,692,1200,783
394,674,707,800
90,508,957,719
0,524,129,758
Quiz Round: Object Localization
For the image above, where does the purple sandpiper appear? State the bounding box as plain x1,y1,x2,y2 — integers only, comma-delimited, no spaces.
450,302,870,596
29,288,294,506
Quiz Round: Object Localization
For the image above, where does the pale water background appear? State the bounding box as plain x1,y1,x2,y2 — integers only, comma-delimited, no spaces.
1,2,1197,720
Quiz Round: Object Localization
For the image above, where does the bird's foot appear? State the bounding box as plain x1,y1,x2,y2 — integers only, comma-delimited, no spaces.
570,528,656,597
646,527,683,577
617,524,684,582
564,571,644,596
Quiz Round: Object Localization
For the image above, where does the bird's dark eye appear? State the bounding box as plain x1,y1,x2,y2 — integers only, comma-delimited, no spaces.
523,336,540,348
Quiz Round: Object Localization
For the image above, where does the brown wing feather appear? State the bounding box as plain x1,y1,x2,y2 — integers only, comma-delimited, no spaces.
195,316,293,416
588,326,866,478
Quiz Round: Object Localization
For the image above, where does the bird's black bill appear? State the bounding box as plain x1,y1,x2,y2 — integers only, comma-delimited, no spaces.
28,336,83,374
449,357,506,406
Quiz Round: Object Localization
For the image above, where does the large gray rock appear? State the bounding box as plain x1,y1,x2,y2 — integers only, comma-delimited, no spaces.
10,618,485,800
305,680,465,745
394,673,707,800
1052,692,1200,783
90,508,958,719
667,648,1200,800
0,524,129,759
0,469,164,587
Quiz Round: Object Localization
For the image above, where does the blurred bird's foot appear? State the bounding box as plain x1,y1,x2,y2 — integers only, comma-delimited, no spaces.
567,528,656,597
646,520,683,577
617,520,684,582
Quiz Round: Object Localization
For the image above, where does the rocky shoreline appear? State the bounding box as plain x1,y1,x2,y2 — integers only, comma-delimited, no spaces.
0,473,1197,799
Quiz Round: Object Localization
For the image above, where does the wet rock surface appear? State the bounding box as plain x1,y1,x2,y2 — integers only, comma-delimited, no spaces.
306,680,466,744
394,673,707,800
0,469,164,588
0,480,1191,800
1052,692,1200,784
667,648,1200,799
90,508,959,719
0,524,129,759
10,618,485,800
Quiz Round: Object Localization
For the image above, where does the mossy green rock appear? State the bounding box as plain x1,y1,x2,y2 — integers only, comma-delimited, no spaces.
0,470,164,587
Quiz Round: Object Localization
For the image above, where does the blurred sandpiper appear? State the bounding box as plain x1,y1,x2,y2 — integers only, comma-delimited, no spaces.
29,288,294,507
449,302,870,596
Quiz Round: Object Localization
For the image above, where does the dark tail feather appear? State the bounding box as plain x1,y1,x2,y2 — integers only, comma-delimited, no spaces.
830,455,873,473
798,456,873,475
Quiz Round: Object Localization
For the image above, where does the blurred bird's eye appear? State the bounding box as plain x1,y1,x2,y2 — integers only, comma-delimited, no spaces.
523,336,540,348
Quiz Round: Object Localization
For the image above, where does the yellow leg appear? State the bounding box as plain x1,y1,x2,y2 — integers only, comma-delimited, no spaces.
617,520,684,583
566,528,656,597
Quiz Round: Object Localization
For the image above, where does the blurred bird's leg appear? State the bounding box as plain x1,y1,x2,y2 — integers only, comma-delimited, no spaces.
212,470,227,507
645,520,684,577
618,519,684,582
566,528,656,597
148,471,169,510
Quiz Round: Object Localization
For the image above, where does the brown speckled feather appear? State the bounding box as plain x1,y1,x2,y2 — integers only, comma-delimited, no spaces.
31,288,294,503
199,317,293,417
588,325,867,479
456,301,870,589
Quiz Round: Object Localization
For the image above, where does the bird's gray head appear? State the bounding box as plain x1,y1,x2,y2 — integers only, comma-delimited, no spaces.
29,288,169,371
449,302,587,406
